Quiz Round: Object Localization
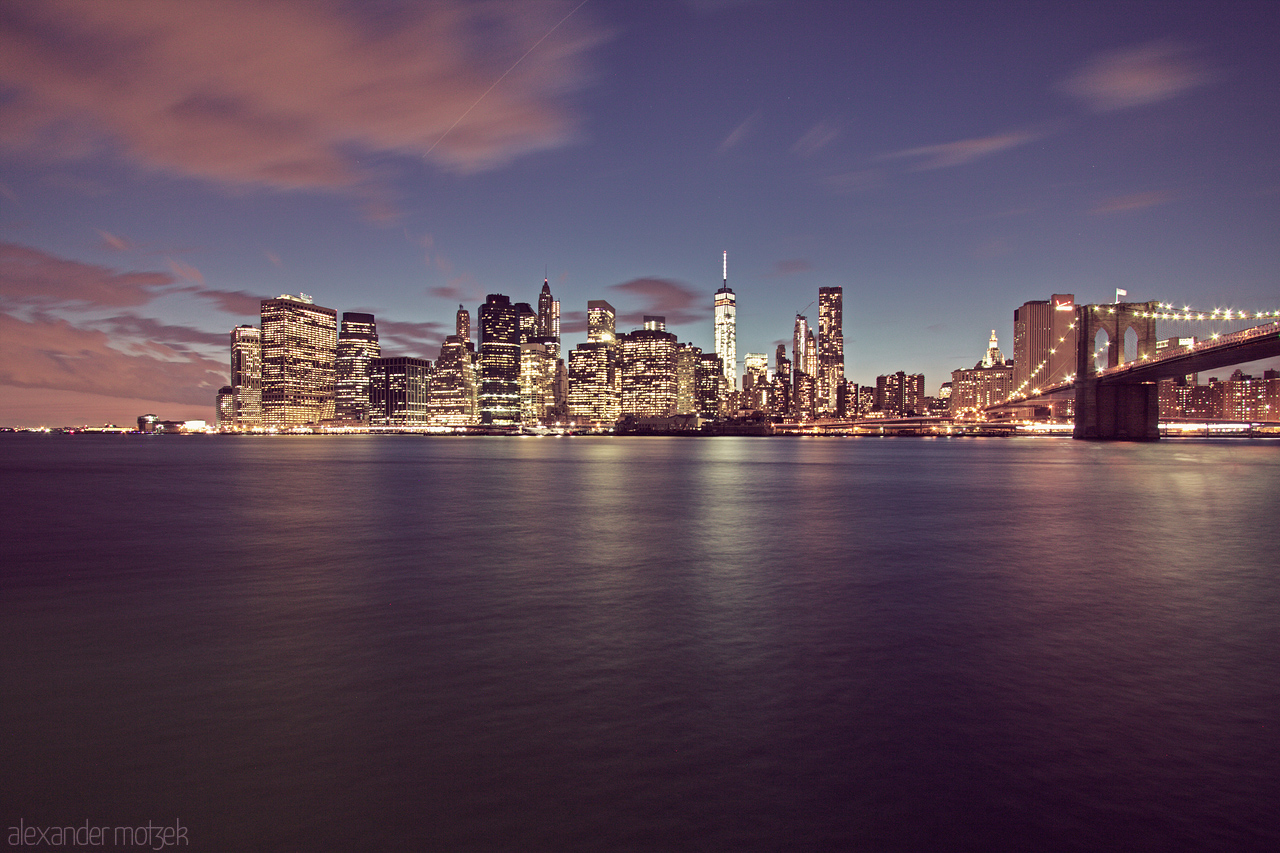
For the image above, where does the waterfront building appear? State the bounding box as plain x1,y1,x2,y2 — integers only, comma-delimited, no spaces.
676,344,702,415
260,293,338,427
817,287,844,415
743,352,769,412
587,300,616,343
714,252,737,390
369,357,432,426
793,372,816,421
1013,295,1076,392
568,341,620,424
875,371,926,418
216,386,234,428
334,312,380,423
429,335,477,426
1220,369,1280,420
695,353,723,419
949,364,1013,418
478,294,521,425
229,324,262,428
619,328,678,417
520,341,556,424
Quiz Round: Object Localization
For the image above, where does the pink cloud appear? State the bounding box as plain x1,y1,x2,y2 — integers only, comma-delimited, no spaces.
1059,41,1213,112
1091,190,1176,215
377,319,449,358
0,312,227,406
608,277,709,328
0,0,603,198
189,288,268,317
0,241,176,308
881,129,1042,171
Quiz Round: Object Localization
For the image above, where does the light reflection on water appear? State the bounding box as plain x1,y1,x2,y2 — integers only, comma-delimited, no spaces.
1,435,1277,851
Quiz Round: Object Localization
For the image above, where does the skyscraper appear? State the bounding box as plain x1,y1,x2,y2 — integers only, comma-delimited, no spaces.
368,356,432,426
429,335,477,426
229,325,261,429
334,312,380,423
515,302,537,343
587,300,616,343
675,343,702,415
714,251,736,390
568,341,620,424
619,328,678,417
260,293,338,427
478,294,520,425
456,305,471,343
817,287,844,415
1013,294,1076,392
537,278,560,360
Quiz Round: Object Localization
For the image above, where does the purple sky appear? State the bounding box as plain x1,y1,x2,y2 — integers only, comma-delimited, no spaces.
1,0,1277,426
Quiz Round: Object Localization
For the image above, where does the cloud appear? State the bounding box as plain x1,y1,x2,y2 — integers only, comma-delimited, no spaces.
608,277,709,328
791,121,839,157
0,0,603,199
1091,190,1175,215
880,129,1042,171
770,259,813,277
0,311,227,406
189,288,269,317
0,241,177,309
95,314,229,350
1059,41,1212,111
823,168,881,193
376,318,449,358
166,258,205,286
96,230,132,252
717,111,760,153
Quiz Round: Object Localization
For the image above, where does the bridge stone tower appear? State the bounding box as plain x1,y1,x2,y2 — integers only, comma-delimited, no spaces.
1073,301,1160,440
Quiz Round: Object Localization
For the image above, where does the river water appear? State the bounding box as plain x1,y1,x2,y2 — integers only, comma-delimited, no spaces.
2,434,1277,851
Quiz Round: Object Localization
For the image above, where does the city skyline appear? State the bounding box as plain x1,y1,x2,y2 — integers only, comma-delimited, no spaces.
2,1,1278,427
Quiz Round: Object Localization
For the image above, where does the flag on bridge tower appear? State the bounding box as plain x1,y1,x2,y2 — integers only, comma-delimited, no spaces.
1115,288,1128,303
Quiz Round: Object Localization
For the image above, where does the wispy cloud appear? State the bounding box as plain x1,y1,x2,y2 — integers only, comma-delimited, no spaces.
880,129,1042,171
190,288,269,317
0,0,604,202
95,315,229,350
1091,190,1176,215
377,319,449,358
0,241,177,309
1059,41,1213,111
770,259,813,277
608,277,709,328
791,121,839,157
717,111,760,153
0,312,226,405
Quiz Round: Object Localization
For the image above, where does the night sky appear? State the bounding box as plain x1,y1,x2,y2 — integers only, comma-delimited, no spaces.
1,0,1277,426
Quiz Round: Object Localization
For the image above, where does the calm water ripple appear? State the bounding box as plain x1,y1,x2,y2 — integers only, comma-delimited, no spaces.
2,434,1278,851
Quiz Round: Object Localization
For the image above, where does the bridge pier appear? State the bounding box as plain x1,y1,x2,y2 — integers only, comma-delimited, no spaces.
1073,379,1160,440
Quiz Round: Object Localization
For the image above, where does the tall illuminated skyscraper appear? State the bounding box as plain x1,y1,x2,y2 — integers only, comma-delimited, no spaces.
334,312,380,423
260,293,338,427
817,287,844,414
430,335,477,426
537,278,561,360
1013,294,1076,391
714,251,736,390
456,305,471,343
568,341,620,424
229,325,261,428
619,328,678,417
478,294,520,425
